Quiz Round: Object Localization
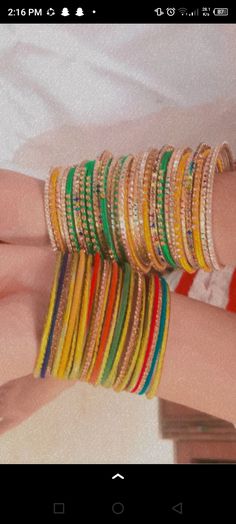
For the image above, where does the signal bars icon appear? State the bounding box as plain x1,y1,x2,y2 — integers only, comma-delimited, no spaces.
178,7,199,16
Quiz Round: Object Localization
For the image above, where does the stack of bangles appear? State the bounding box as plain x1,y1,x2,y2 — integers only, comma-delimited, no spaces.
33,142,234,399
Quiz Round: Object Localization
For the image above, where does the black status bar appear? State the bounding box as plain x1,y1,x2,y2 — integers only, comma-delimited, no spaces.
0,5,235,23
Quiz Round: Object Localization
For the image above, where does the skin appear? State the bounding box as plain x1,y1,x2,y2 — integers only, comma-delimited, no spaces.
0,168,236,436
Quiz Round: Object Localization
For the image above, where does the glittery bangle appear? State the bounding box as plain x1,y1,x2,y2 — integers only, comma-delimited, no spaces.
142,149,165,271
167,148,186,266
85,259,113,382
118,154,139,268
92,158,108,257
132,153,152,272
127,154,152,274
127,272,155,393
180,149,199,270
111,155,129,263
60,167,74,252
131,272,160,394
191,143,212,270
115,273,146,392
149,148,168,270
44,169,58,251
113,271,144,392
171,148,194,272
156,148,177,268
85,159,102,254
96,150,113,257
136,151,153,268
80,259,111,380
72,163,87,252
100,156,120,261
95,265,123,385
71,253,103,379
65,167,81,252
89,261,120,384
202,142,234,270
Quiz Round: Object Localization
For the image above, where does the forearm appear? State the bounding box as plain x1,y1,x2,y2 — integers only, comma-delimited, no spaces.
158,291,236,424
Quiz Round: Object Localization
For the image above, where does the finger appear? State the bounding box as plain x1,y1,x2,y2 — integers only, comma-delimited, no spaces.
0,244,56,295
0,373,77,436
0,169,49,246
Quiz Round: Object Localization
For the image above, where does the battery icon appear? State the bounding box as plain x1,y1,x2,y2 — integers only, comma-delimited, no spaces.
213,8,228,16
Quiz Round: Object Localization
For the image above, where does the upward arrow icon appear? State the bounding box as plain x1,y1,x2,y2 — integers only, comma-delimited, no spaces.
112,473,124,480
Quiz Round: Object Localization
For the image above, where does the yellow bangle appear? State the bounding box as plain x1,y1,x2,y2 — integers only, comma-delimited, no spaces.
192,144,212,270
33,253,63,377
63,251,92,379
57,252,87,378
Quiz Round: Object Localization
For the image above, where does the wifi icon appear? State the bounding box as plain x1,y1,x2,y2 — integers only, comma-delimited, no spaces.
178,7,187,15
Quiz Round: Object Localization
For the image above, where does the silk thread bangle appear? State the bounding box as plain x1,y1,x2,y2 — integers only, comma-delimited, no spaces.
104,268,136,388
69,253,93,379
115,274,146,392
33,253,65,377
101,263,131,385
139,276,167,395
57,251,87,378
89,261,119,384
95,266,123,386
146,280,170,399
127,272,155,392
85,260,113,382
51,254,79,377
131,273,160,393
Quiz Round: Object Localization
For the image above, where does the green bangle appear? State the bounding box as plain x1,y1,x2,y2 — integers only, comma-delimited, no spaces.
100,262,131,384
100,157,120,262
156,150,177,268
65,166,80,251
85,160,101,254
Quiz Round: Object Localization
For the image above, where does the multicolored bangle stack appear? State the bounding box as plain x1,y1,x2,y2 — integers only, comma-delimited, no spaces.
44,143,233,273
34,252,170,399
34,141,233,399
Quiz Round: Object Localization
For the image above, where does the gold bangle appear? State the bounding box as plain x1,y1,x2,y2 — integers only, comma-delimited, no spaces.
172,148,194,272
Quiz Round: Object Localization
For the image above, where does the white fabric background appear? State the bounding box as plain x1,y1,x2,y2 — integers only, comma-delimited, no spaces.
0,23,236,463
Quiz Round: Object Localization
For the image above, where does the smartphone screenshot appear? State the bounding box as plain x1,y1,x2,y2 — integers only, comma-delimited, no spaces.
0,3,235,520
